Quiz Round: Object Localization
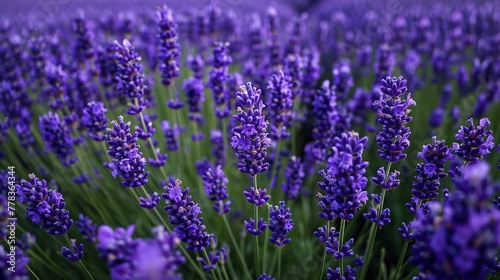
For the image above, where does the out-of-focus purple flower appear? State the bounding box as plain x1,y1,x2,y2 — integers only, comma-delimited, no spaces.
76,214,97,242
16,174,73,235
82,101,108,141
161,120,179,152
28,37,47,83
258,273,275,280
332,60,353,101
318,131,369,221
267,6,281,70
201,165,231,215
456,64,469,96
0,246,29,278
428,107,444,128
183,77,205,124
210,130,225,166
454,118,494,164
61,239,84,262
162,179,211,251
285,13,307,56
412,137,454,201
266,70,293,141
197,249,219,271
39,112,76,166
106,116,149,187
187,54,204,80
373,76,416,163
148,148,168,168
281,156,304,200
301,47,320,104
268,201,294,247
96,42,118,89
97,224,138,279
373,44,394,84
157,5,180,87
208,42,232,118
411,162,500,279
283,53,303,98
231,82,271,176
73,12,94,65
311,80,338,162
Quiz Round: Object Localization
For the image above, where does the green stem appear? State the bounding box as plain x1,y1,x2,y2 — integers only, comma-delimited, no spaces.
63,234,94,280
222,215,252,280
359,162,392,280
318,220,331,280
278,248,282,280
393,240,409,280
253,175,261,276
269,140,282,201
26,265,41,280
339,219,347,276
263,203,271,272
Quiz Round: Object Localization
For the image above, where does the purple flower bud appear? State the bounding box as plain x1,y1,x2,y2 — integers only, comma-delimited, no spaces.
372,167,400,190
210,130,225,167
76,214,97,242
244,218,267,236
157,5,180,86
243,187,271,206
208,42,232,118
201,165,231,215
267,70,293,141
139,192,160,209
327,265,356,280
258,273,275,280
281,156,305,200
61,239,84,262
39,112,76,166
268,201,294,247
82,101,108,141
454,118,494,164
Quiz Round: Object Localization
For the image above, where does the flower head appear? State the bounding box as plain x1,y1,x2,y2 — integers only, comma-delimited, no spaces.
268,201,294,247
454,118,494,164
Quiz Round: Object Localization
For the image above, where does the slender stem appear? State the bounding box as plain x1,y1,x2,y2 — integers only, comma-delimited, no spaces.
216,263,224,280
278,248,282,280
359,162,392,280
393,240,409,280
222,215,252,280
203,249,218,280
221,264,231,280
319,220,331,280
26,265,41,280
263,203,271,272
63,234,94,280
270,140,282,189
339,219,346,276
253,175,261,276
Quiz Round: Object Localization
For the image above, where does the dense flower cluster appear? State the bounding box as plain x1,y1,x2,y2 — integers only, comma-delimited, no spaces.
281,156,305,199
231,82,271,175
39,112,76,166
374,76,416,163
157,5,180,87
208,42,233,118
201,165,231,215
106,116,149,187
454,118,494,164
81,101,108,141
163,179,211,251
268,201,294,247
317,131,369,221
266,70,293,140
16,174,73,235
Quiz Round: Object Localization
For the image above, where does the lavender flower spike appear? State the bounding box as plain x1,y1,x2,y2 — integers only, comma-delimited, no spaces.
266,70,293,141
106,116,149,187
201,165,231,215
281,156,305,199
208,42,232,118
157,5,180,87
268,201,294,247
16,174,73,235
231,82,271,176
39,112,76,166
454,118,494,164
373,76,416,163
81,101,108,141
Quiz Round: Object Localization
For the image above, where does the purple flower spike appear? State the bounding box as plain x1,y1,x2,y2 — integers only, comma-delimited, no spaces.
243,187,271,206
374,76,416,163
162,180,211,251
148,149,168,168
266,70,293,141
161,120,179,152
208,42,232,118
281,156,305,200
157,5,180,87
16,174,73,235
197,250,219,271
82,101,108,141
412,137,454,201
73,12,94,64
454,118,494,164
61,239,84,262
39,112,76,166
97,225,138,277
210,130,226,167
372,167,400,190
76,214,97,242
363,207,391,227
139,192,160,209
318,131,369,221
201,165,231,215
231,82,271,176
268,201,294,247
106,116,149,187
244,218,267,236
311,80,338,162
183,77,205,123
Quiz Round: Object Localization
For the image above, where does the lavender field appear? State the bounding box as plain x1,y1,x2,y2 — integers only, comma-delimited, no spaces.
1,0,500,279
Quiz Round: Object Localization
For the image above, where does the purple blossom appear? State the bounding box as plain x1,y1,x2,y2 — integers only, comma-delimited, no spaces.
61,239,84,262
266,70,293,141
373,76,416,163
197,249,219,271
73,12,94,64
16,174,73,235
258,273,275,280
82,101,108,141
97,224,138,278
39,111,76,166
183,77,205,123
243,187,271,206
157,5,180,86
244,218,267,236
201,165,231,215
372,167,400,190
318,131,369,221
106,116,149,187
162,179,211,251
327,266,356,280
281,156,305,200
208,42,232,118
311,80,338,162
231,82,271,176
161,120,179,152
76,214,97,242
268,201,294,247
139,192,160,209
454,118,494,164
364,207,391,227
210,130,225,167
